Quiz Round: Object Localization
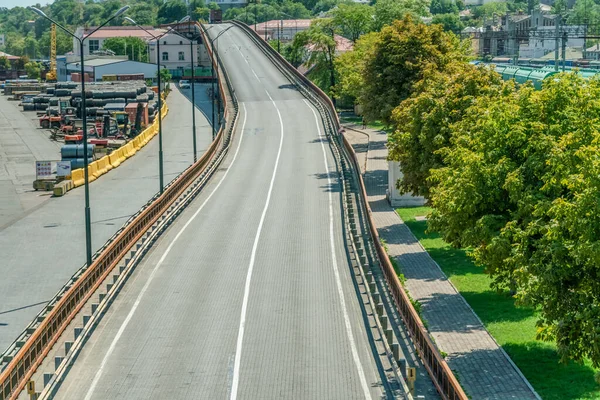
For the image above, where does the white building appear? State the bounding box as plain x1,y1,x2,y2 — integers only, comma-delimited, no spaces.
73,26,165,57
148,32,210,73
388,161,425,207
64,58,159,82
518,25,584,58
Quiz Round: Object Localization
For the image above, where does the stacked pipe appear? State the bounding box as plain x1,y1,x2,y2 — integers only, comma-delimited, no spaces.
24,81,158,122
61,144,95,169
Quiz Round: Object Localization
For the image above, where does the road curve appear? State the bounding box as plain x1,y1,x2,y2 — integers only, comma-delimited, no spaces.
53,23,391,399
0,86,212,353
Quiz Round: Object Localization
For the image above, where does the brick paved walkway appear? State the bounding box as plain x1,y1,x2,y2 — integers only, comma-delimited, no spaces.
343,124,540,400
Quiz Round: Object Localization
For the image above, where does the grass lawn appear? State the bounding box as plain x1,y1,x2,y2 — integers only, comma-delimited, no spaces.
396,206,600,400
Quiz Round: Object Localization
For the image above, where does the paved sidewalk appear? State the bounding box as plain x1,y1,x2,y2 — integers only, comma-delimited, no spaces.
343,124,540,400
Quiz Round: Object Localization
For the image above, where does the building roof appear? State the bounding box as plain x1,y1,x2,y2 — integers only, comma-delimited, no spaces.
82,26,166,40
0,51,19,60
541,47,583,60
254,19,313,32
586,44,600,52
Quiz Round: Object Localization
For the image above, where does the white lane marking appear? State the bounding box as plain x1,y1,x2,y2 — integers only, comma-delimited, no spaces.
304,99,372,399
83,104,250,400
230,93,284,400
226,30,261,83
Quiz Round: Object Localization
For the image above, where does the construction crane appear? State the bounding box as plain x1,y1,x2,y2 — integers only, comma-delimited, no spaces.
46,23,57,82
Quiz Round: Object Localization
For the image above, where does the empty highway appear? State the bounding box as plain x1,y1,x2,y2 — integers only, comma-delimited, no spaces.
53,24,391,399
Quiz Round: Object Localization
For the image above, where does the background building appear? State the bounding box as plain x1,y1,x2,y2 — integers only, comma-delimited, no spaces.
73,26,164,57
60,56,158,82
254,19,312,41
148,31,210,78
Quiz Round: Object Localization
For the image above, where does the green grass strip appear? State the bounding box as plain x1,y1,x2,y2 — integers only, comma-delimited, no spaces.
396,206,600,400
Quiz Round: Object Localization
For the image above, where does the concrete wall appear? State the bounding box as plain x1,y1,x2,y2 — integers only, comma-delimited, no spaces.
388,161,426,208
94,61,159,81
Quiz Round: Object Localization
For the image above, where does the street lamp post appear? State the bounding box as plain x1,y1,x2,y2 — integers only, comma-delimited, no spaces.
171,16,198,163
125,17,187,194
30,5,129,268
200,24,233,140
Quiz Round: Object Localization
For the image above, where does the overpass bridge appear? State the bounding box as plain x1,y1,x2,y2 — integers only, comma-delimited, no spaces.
1,22,465,400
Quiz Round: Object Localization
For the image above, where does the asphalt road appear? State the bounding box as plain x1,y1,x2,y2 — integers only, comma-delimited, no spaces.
53,24,390,399
0,85,212,352
0,93,62,229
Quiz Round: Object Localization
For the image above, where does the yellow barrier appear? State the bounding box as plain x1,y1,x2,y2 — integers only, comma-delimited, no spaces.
72,168,85,187
87,161,98,182
60,101,170,192
105,154,113,171
95,156,109,178
109,151,121,168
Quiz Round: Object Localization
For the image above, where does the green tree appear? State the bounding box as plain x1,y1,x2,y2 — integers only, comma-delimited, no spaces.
388,62,506,198
0,56,11,70
372,0,430,31
293,19,338,96
128,3,156,26
568,0,599,25
427,73,600,367
158,0,188,24
193,7,211,22
430,0,458,15
158,67,172,82
360,15,467,125
431,13,464,33
334,31,380,102
102,37,149,62
331,3,373,42
472,2,509,19
24,61,41,79
312,0,343,14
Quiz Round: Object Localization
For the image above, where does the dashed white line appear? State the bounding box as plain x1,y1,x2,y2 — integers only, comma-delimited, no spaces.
226,30,261,83
82,103,250,400
304,98,372,399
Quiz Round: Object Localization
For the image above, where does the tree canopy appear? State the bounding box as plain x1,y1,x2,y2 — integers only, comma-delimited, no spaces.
102,37,149,62
424,74,600,367
388,62,507,198
359,15,467,125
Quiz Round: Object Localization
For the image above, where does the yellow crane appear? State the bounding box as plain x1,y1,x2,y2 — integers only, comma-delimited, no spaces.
46,23,57,82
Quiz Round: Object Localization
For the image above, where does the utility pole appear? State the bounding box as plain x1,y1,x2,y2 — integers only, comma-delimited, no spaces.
555,15,560,71
562,30,567,71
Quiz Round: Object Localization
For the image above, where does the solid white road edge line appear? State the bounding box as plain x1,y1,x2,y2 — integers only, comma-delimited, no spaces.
304,98,372,399
82,104,250,400
229,91,284,400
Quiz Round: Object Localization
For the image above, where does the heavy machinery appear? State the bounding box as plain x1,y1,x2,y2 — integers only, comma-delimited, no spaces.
46,24,57,82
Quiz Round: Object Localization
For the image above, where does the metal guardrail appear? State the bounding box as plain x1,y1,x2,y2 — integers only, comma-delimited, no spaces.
0,21,237,400
231,20,468,400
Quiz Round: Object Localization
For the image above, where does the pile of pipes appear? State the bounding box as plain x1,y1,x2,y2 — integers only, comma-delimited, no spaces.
22,81,159,122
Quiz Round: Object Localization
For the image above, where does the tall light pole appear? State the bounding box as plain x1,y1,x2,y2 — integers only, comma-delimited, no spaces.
200,24,233,140
172,16,199,162
125,17,187,193
30,5,129,268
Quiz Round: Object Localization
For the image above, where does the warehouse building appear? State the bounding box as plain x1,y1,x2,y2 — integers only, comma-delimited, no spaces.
64,58,160,82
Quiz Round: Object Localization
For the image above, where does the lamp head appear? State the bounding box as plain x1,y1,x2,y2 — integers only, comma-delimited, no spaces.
180,16,191,23
124,16,137,25
114,5,130,18
29,7,48,18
